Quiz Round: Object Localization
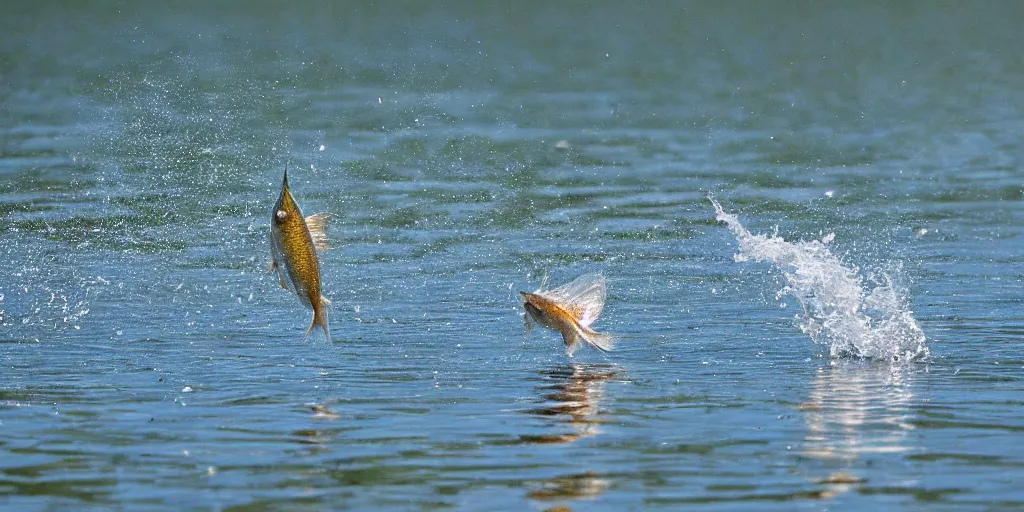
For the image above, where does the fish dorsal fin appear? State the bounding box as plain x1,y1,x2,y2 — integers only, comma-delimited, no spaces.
305,212,332,251
538,273,606,327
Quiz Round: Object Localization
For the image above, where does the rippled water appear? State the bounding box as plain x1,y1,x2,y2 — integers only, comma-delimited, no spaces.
2,2,1023,510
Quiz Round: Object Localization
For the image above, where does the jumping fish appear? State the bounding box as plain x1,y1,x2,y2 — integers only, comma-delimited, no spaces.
268,168,331,342
520,273,613,356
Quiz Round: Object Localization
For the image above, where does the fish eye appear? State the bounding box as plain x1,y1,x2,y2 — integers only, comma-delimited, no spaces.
276,210,287,221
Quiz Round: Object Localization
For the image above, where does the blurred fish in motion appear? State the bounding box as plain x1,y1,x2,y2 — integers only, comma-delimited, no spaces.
521,273,613,356
268,168,332,342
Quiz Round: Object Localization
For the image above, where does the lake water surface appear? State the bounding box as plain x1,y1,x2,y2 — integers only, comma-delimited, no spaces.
2,2,1023,510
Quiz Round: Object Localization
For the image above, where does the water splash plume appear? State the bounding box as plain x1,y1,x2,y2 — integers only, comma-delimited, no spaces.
711,199,928,362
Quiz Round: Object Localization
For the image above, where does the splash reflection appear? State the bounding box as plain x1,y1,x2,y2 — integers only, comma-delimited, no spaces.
800,361,917,492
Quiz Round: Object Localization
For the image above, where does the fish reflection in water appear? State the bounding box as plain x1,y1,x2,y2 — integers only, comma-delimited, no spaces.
521,364,617,503
527,471,610,502
799,361,917,495
524,363,617,444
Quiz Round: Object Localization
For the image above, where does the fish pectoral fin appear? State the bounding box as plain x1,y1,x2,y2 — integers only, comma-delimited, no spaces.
305,213,332,251
267,260,289,289
561,328,580,357
320,295,331,306
523,313,534,334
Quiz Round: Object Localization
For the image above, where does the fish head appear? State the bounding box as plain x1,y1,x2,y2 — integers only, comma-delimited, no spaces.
520,291,569,330
520,291,545,320
272,169,305,229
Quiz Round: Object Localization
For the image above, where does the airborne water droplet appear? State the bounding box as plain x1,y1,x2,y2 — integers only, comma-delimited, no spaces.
711,198,928,361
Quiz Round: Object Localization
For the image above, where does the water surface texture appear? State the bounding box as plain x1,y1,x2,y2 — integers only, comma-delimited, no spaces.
2,2,1023,510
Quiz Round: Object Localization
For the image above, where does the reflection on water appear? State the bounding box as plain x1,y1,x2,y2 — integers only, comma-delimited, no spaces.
800,361,917,494
3,0,1022,508
522,364,616,503
527,471,610,503
523,364,617,445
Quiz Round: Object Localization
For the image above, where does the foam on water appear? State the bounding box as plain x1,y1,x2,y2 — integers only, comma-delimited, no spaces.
711,199,928,362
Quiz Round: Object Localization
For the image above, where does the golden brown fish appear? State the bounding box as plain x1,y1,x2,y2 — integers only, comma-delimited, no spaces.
521,273,613,356
268,169,331,342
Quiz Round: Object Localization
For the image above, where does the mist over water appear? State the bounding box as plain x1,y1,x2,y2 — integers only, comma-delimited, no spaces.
712,199,929,362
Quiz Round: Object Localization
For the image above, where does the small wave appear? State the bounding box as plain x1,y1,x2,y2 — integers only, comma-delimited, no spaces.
711,198,928,362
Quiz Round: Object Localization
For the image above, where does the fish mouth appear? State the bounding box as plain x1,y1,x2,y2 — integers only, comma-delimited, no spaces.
522,301,543,317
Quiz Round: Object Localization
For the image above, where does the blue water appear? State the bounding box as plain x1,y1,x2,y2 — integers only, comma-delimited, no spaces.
2,2,1022,510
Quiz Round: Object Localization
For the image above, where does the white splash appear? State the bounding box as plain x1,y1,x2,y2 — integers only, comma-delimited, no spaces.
711,199,928,362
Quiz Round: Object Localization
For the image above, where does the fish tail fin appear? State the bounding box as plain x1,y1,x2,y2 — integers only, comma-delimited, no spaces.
304,296,332,343
579,326,614,352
